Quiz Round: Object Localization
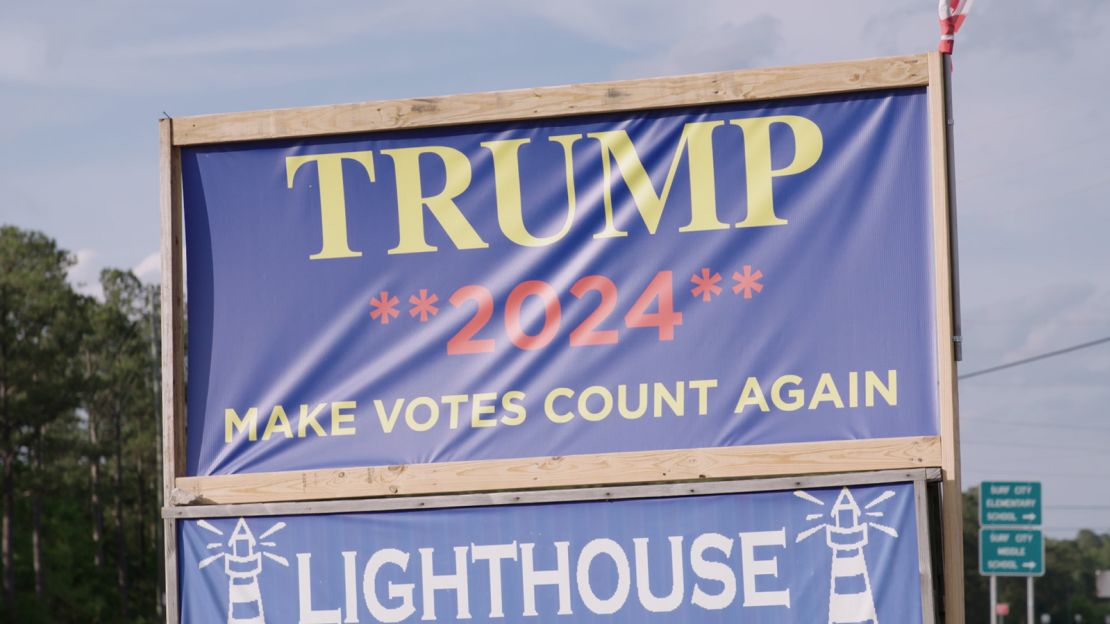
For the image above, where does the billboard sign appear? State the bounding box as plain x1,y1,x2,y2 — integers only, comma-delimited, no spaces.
181,88,939,478
1096,570,1110,599
180,482,928,623
162,53,961,624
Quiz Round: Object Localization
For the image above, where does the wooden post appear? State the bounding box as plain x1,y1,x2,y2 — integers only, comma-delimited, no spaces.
159,117,185,624
928,50,966,624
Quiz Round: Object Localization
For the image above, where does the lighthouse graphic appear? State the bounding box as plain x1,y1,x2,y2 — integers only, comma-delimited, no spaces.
795,487,900,624
197,518,289,624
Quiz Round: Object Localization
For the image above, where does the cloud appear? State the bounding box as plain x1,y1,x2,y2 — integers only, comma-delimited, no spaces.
0,28,49,81
133,251,160,284
67,248,103,300
964,0,1109,58
0,2,500,92
618,14,784,77
1003,283,1110,363
64,248,162,299
4,0,1110,536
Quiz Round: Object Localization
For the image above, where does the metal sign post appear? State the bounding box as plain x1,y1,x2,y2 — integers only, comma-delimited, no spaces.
990,576,997,624
1029,577,1035,624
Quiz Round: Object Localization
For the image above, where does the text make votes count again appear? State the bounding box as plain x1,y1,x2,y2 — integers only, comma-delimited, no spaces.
222,369,899,444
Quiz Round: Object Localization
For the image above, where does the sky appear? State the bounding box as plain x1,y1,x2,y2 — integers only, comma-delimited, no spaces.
2,0,1109,538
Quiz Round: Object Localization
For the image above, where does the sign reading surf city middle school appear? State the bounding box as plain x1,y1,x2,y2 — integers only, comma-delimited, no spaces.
979,528,1045,577
180,483,926,623
182,88,938,476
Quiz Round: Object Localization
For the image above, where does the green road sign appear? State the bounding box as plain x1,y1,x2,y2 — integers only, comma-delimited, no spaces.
981,481,1042,526
980,528,1044,576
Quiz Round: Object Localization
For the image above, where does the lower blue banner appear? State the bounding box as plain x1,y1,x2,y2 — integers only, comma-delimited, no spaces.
179,482,926,623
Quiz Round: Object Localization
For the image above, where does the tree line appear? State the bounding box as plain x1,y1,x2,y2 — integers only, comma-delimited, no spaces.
1,225,163,622
962,487,1110,624
3,223,1110,622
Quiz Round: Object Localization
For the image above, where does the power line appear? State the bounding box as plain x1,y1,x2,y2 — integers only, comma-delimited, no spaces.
1047,505,1110,511
961,416,1110,433
958,335,1110,380
956,102,1102,151
962,440,1110,455
968,468,1107,477
1037,527,1110,533
966,465,1110,477
958,129,1110,183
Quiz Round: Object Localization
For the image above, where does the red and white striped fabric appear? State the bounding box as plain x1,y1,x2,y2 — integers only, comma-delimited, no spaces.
938,0,974,54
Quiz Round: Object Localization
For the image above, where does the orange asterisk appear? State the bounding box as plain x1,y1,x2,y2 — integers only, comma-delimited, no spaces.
408,289,439,322
731,265,764,299
690,268,722,302
370,291,400,324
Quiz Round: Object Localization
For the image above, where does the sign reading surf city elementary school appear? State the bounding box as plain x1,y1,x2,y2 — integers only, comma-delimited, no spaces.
161,53,963,623
980,481,1042,527
182,483,929,623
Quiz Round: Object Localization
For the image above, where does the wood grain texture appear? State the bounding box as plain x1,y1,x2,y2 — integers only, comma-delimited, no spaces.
174,436,941,505
914,479,939,624
159,118,185,502
165,468,940,520
159,118,186,624
171,54,928,146
163,518,178,624
928,51,965,624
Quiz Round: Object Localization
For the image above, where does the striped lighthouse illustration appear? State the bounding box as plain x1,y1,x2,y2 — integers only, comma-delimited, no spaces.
197,518,289,624
795,487,900,624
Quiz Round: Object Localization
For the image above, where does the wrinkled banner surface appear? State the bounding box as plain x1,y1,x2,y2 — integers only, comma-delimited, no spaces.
180,482,924,623
182,88,937,476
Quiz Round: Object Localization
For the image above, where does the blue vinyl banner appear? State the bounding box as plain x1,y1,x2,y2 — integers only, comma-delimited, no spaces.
182,88,937,476
179,482,925,623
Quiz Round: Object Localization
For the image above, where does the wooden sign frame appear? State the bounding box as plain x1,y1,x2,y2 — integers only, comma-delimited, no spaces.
168,468,942,623
161,52,963,622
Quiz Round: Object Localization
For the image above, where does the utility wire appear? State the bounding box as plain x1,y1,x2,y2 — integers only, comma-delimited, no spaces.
958,335,1110,380
962,440,1110,455
1046,505,1110,510
962,416,1110,433
969,466,1110,477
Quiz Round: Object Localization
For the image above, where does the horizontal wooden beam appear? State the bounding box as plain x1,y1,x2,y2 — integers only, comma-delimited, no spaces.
165,468,941,519
174,436,941,505
171,54,929,146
